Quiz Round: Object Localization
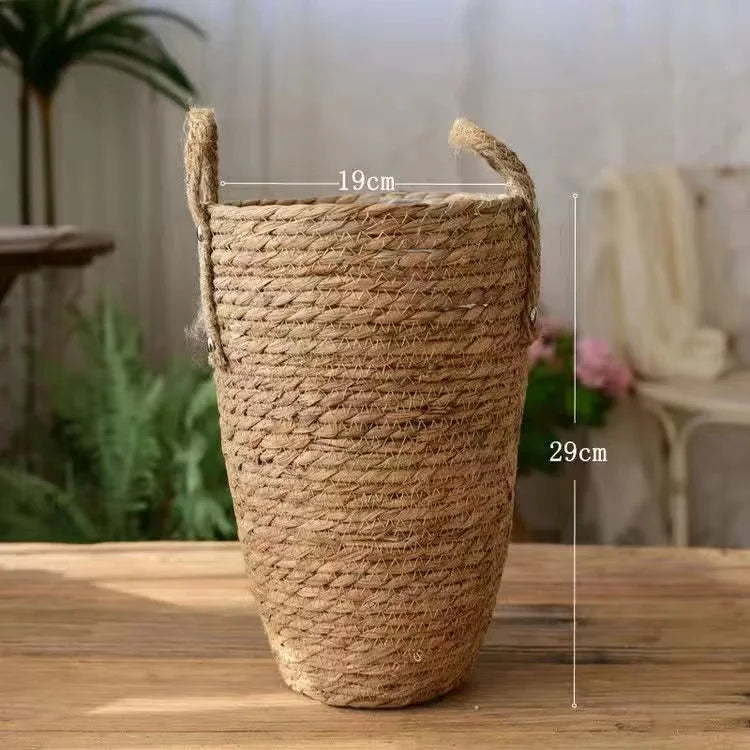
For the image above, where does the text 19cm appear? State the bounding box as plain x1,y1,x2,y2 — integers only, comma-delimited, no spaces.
550,440,608,463
338,170,396,192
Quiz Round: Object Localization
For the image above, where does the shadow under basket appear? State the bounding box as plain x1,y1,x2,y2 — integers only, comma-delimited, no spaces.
184,110,540,708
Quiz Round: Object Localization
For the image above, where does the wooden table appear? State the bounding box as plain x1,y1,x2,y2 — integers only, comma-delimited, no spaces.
0,226,114,301
1,543,748,749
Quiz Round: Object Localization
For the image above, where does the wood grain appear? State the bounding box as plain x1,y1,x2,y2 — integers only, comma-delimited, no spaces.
1,543,749,749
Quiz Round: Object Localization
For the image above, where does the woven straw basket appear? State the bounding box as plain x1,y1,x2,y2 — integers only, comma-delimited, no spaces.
184,109,540,708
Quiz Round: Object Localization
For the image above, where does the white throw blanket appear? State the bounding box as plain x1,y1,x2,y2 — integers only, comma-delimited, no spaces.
584,167,728,378
583,167,728,543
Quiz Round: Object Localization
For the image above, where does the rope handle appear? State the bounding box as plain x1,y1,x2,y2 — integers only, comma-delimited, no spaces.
449,118,536,207
184,107,227,367
449,117,540,339
185,107,219,225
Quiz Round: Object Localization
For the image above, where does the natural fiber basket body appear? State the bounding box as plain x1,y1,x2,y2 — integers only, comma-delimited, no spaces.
185,111,540,708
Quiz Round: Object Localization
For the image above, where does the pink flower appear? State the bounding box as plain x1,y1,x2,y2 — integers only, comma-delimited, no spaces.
576,338,633,398
528,338,556,366
538,315,566,340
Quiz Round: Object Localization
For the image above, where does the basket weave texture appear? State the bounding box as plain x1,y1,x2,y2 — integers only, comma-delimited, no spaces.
184,110,540,708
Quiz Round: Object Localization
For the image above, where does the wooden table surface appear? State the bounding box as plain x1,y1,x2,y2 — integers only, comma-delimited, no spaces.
0,227,114,301
1,542,748,749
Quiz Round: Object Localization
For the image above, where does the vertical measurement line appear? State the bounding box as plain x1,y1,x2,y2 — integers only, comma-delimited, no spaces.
571,192,580,709
572,193,578,424
572,479,578,709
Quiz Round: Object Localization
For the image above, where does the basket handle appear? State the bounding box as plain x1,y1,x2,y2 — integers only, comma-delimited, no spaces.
185,107,219,225
449,117,540,339
184,107,227,368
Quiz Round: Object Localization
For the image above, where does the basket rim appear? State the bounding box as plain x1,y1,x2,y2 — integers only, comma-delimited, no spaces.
213,190,517,211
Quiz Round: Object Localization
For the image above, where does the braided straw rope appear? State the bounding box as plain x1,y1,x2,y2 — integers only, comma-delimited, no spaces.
184,108,540,707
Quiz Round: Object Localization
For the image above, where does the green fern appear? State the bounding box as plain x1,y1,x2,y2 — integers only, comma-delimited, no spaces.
0,465,98,542
0,298,235,542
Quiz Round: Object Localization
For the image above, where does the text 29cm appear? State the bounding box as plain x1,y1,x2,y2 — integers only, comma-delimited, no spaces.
550,440,608,463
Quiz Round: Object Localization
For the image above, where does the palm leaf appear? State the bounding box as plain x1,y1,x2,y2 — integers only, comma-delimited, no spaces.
74,39,194,95
59,0,107,32
0,6,25,58
0,0,201,97
71,7,204,42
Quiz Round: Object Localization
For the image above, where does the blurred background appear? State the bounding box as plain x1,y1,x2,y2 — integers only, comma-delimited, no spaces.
1,0,749,547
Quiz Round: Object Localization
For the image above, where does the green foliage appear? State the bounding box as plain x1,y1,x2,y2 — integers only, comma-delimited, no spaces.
0,300,235,542
519,332,614,476
0,0,201,104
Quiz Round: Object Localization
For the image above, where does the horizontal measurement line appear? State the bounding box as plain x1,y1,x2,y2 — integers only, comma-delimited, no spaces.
220,181,507,187
220,181,338,187
397,182,507,187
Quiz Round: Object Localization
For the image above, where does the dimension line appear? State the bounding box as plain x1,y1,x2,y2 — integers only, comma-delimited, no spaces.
396,182,507,187
572,193,578,424
220,181,338,187
571,192,579,711
220,181,508,188
572,478,578,709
